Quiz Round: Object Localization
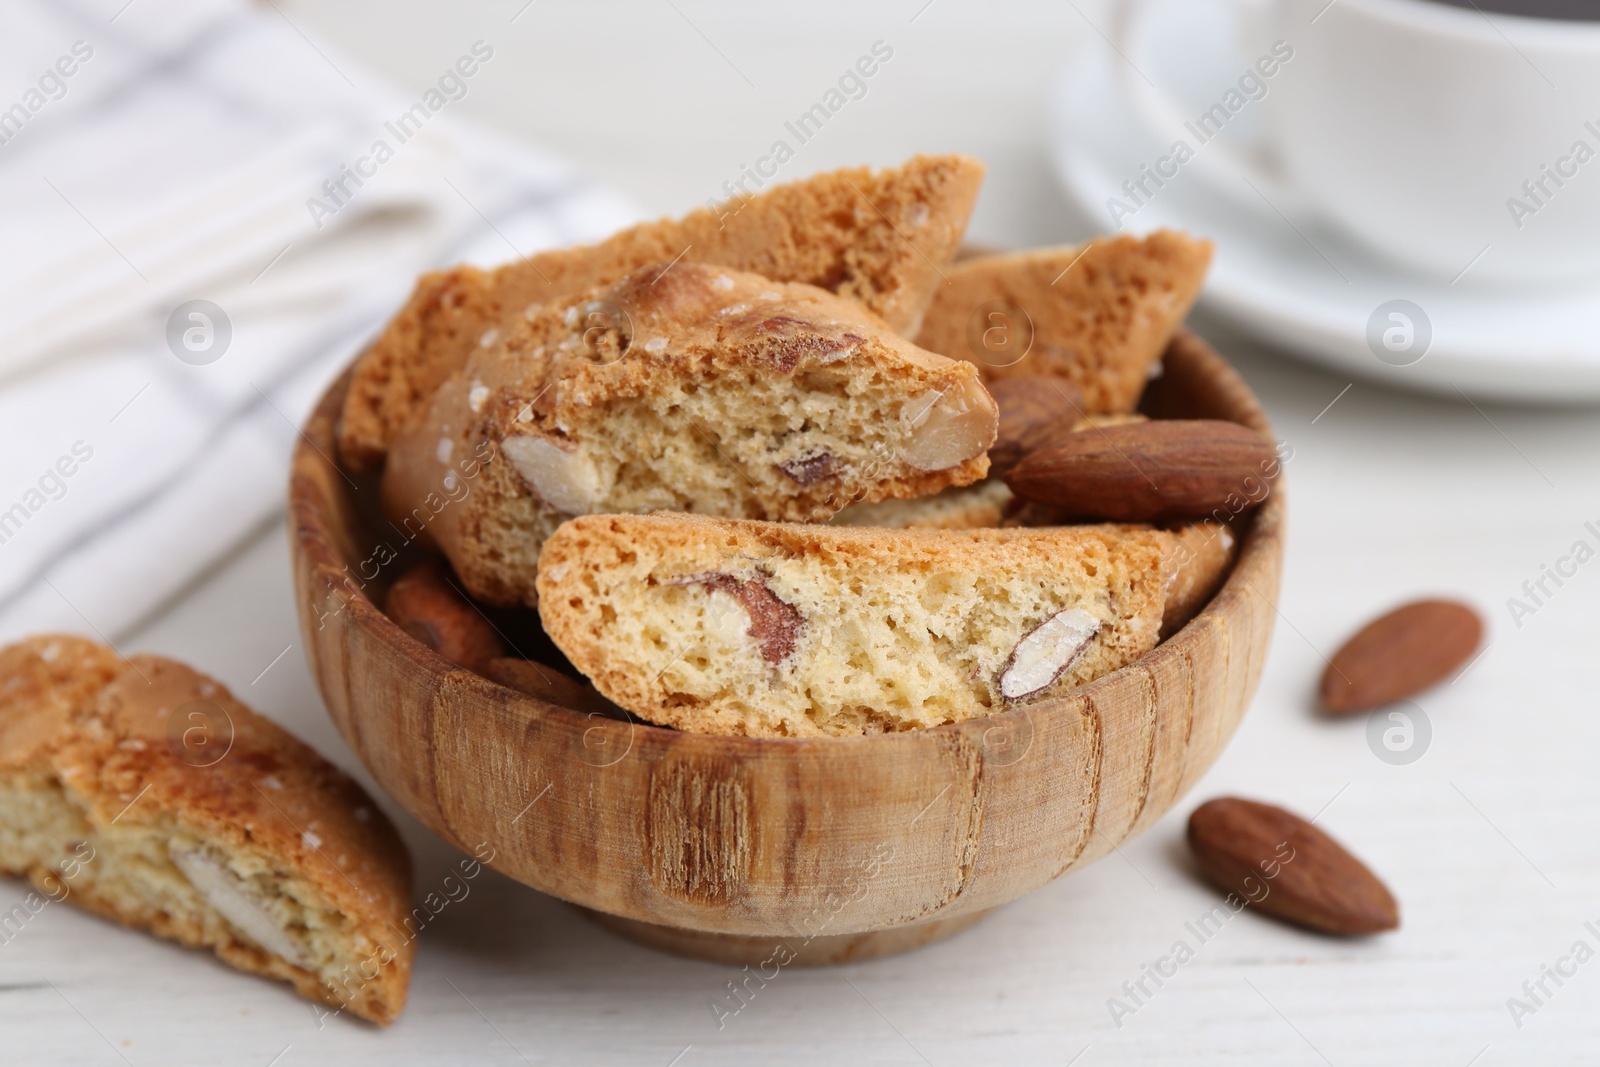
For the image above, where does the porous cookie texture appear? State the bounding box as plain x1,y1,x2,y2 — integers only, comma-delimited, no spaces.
0,636,414,1024
915,231,1213,413
339,154,986,470
1160,521,1236,638
832,478,1015,531
832,413,1158,531
831,413,1155,532
384,263,998,608
535,514,1178,738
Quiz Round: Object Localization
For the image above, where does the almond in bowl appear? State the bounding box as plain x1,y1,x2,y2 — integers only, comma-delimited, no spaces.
291,329,1282,964
292,155,1279,964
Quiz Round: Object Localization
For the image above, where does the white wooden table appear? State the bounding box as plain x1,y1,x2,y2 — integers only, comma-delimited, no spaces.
6,2,1600,1063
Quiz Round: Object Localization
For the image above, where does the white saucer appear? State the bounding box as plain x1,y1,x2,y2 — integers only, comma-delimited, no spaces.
1047,20,1600,403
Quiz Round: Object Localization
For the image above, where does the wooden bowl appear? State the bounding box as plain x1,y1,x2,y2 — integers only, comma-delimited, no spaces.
289,330,1283,964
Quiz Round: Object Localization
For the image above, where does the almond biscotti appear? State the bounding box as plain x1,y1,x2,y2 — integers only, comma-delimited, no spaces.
827,415,1151,532
385,262,998,608
535,514,1181,737
1161,521,1237,638
831,489,1234,633
340,154,986,471
830,478,1016,531
0,636,413,1024
914,231,1212,413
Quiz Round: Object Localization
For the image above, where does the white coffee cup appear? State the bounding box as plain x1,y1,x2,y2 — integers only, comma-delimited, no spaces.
1112,0,1600,285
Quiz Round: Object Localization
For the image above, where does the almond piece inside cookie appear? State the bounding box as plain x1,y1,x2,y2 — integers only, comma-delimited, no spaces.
534,514,1185,738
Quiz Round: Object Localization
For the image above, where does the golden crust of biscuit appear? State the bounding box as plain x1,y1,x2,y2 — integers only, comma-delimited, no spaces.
1159,521,1238,638
915,231,1213,413
830,478,1016,531
382,263,997,607
339,154,986,471
535,514,1180,737
0,636,413,1025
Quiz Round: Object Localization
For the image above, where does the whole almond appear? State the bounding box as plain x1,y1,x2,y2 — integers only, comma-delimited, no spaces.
385,558,505,672
1188,797,1399,935
1321,599,1482,714
1004,419,1278,522
986,375,1084,477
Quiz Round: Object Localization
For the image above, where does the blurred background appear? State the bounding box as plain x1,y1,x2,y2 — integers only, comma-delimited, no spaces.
279,0,1088,244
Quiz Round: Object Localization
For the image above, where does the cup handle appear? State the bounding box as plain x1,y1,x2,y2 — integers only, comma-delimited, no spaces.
1108,0,1306,216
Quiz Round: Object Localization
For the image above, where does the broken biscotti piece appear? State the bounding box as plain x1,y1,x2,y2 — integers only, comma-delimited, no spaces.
340,154,986,471
828,413,1150,532
0,636,413,1024
831,479,1015,531
384,262,998,608
1161,521,1237,638
914,231,1213,413
535,514,1181,738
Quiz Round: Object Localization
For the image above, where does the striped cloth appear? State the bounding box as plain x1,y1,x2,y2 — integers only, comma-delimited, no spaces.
0,0,637,644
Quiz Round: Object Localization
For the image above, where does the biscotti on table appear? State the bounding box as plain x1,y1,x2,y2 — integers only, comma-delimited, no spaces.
0,636,414,1024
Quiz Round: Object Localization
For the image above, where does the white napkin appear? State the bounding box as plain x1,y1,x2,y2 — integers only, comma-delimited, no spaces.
0,0,640,644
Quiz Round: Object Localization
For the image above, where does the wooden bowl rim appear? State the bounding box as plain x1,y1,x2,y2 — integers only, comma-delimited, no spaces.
290,329,1282,757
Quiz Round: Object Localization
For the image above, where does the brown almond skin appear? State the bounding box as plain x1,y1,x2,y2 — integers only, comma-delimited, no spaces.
1188,797,1399,936
698,573,804,665
385,558,505,672
986,375,1084,477
1004,419,1278,522
1321,599,1483,714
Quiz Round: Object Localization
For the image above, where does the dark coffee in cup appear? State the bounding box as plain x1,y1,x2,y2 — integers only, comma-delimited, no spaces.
1426,0,1600,20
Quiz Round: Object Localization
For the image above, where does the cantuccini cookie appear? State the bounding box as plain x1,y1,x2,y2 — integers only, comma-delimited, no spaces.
1160,521,1237,638
830,414,1150,532
340,154,986,470
384,263,998,608
915,231,1213,413
535,514,1185,737
831,479,1016,531
0,636,413,1024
